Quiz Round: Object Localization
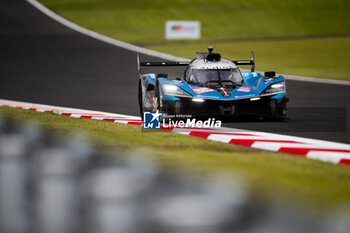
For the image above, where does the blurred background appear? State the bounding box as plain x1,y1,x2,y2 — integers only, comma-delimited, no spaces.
1,113,350,233
39,0,350,80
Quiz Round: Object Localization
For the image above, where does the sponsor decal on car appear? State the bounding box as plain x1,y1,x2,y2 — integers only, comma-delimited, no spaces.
237,87,251,92
234,94,255,98
173,80,183,84
193,88,216,94
200,66,234,69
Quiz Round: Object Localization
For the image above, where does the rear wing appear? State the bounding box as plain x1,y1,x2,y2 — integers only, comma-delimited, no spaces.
137,50,255,75
232,51,255,72
137,54,190,75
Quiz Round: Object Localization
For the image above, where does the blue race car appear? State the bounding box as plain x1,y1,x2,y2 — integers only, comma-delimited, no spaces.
137,47,288,120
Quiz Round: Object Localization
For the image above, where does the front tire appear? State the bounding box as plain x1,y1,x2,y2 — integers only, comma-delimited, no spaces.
138,79,144,120
269,97,288,121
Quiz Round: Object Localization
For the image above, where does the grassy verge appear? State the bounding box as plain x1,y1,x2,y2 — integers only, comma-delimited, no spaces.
2,106,350,212
39,0,350,81
39,0,350,43
148,37,350,81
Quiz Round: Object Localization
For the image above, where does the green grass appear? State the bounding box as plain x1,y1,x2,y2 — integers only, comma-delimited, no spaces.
149,37,350,80
2,106,350,212
38,0,350,81
40,0,350,43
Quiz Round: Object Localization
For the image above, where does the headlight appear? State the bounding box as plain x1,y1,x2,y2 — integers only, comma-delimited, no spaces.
162,84,191,97
263,82,285,94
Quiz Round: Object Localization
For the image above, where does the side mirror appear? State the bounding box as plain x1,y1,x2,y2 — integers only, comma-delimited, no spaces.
156,73,168,79
264,71,276,78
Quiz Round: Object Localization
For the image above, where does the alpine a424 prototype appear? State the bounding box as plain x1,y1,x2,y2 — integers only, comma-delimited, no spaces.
137,47,288,120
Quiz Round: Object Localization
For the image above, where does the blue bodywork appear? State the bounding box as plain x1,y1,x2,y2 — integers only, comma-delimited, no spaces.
138,50,288,119
140,72,287,118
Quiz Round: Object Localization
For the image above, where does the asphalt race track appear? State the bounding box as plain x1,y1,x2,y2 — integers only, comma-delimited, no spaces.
1,0,349,143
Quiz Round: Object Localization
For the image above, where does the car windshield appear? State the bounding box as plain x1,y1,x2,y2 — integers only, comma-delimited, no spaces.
188,69,243,85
